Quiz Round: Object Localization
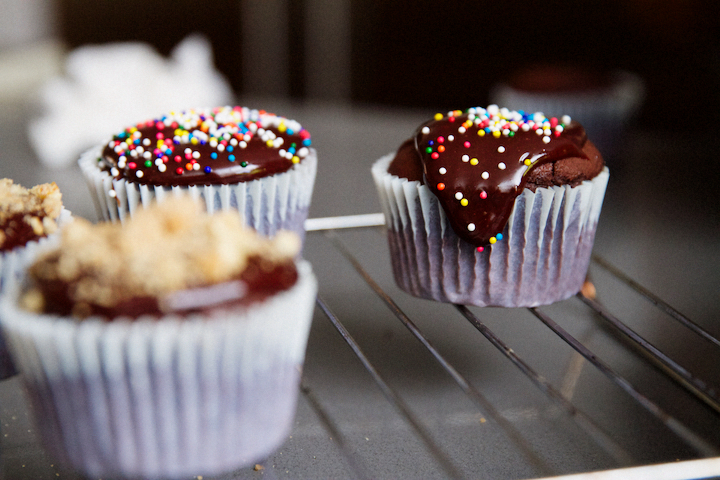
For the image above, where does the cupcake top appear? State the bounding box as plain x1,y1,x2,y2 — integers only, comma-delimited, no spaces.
0,179,63,252
505,64,615,94
99,106,312,187
22,196,301,319
388,105,604,248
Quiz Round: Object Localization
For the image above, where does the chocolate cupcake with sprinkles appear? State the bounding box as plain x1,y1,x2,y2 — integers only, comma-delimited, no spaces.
79,106,317,244
372,105,609,307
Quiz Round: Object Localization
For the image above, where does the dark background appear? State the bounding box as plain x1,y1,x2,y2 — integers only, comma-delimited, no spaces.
57,0,720,132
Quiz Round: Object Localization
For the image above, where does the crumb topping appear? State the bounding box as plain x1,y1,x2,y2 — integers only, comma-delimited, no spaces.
0,179,63,251
24,197,300,316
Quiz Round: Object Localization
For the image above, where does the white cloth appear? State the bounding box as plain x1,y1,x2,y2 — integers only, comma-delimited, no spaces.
28,34,233,168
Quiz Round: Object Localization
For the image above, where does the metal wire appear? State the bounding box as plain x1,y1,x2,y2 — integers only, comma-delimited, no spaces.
454,304,635,466
528,306,719,458
316,295,466,480
591,254,720,349
578,293,720,415
299,215,720,479
324,229,559,477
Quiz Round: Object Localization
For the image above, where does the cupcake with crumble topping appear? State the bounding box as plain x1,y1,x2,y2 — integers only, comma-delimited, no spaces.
79,106,317,243
0,197,317,478
372,106,608,307
0,178,72,378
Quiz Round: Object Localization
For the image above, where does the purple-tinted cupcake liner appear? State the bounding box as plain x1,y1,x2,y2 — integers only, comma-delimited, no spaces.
79,145,317,243
0,261,317,478
372,154,609,307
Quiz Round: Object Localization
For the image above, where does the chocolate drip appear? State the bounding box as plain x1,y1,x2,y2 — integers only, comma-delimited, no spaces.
411,109,591,247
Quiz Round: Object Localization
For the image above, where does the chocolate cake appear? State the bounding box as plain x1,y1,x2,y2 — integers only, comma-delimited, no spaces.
98,106,312,187
505,64,615,94
372,106,609,307
79,106,317,243
387,107,604,247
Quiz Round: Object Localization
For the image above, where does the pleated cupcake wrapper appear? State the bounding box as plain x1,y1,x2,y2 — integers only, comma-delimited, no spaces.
79,146,317,241
490,72,645,157
0,261,317,479
372,154,609,307
0,208,73,379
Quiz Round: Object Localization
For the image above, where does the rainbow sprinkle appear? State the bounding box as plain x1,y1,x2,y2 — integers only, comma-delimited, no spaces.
103,106,312,183
420,105,573,247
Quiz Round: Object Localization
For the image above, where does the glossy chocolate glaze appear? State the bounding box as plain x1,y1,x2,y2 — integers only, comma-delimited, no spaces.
99,107,312,186
388,107,604,247
36,256,298,319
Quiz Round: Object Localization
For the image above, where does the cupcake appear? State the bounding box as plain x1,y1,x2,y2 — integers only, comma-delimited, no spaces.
490,65,644,159
0,179,71,378
372,106,609,307
79,106,317,244
0,197,317,478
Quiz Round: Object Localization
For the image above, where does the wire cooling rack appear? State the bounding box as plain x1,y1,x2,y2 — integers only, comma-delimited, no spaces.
1,214,718,480
292,214,720,480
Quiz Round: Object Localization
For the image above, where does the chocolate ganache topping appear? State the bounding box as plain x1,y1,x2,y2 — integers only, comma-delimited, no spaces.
99,106,312,186
388,106,603,248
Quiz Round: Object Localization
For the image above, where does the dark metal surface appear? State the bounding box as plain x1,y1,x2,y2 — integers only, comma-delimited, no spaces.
1,97,719,479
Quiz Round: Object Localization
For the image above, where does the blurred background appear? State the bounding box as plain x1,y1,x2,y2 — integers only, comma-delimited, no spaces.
2,0,718,223
1,0,719,128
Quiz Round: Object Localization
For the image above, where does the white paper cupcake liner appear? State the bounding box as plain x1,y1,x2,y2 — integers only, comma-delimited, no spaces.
0,208,73,379
0,261,317,478
79,146,317,242
372,154,609,307
490,71,644,158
